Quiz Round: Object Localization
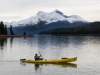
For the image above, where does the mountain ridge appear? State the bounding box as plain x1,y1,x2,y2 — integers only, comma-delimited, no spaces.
5,9,88,27
4,9,88,34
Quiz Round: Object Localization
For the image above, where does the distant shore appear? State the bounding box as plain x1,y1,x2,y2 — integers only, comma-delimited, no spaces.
51,34,100,36
0,34,34,38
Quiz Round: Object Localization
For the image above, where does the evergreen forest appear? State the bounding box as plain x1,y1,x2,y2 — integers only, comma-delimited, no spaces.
39,21,100,35
0,21,8,35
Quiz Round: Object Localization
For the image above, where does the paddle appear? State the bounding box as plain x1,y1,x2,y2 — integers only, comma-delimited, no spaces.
39,51,43,59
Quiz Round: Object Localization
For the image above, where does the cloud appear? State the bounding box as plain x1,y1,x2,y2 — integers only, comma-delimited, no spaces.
0,0,100,22
0,16,22,22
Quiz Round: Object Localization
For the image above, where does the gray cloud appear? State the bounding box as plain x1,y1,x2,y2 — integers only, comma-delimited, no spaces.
0,0,100,22
0,16,22,22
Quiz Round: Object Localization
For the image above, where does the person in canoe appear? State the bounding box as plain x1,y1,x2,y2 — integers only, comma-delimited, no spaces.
34,54,43,60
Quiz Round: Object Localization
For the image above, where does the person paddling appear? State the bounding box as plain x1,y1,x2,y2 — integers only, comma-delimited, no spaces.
34,54,43,60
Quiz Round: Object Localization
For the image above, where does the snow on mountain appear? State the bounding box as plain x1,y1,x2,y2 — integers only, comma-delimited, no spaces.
37,10,68,23
36,9,87,24
4,9,88,27
66,15,87,23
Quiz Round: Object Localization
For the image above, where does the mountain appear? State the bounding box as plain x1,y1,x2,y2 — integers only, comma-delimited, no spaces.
5,9,88,34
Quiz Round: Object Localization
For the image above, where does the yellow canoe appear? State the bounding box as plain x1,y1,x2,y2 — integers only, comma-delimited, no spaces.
20,57,77,63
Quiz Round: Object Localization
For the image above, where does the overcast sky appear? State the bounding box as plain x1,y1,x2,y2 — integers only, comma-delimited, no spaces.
0,0,100,22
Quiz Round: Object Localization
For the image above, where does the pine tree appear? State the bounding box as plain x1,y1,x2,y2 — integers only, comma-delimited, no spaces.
0,21,5,35
0,22,1,35
23,31,26,36
10,25,14,35
4,25,8,35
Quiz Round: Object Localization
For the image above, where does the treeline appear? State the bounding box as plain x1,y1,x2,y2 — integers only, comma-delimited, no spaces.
0,21,7,35
0,21,14,35
39,21,100,35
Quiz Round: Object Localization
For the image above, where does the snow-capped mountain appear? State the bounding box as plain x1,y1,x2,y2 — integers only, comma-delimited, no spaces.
5,9,88,34
5,9,88,27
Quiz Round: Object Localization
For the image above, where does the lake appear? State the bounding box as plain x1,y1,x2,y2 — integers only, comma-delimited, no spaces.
0,35,100,75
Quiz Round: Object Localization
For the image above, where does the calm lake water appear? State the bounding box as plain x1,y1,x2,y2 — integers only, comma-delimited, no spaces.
0,35,100,75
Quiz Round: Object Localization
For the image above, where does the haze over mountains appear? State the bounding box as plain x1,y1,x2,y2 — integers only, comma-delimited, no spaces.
5,9,88,34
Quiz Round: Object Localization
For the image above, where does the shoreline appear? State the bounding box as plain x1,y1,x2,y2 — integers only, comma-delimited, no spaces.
51,34,100,36
0,34,34,38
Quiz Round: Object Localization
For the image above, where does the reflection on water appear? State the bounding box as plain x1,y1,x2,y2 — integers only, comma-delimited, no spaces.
36,35,100,60
0,38,14,49
34,64,43,72
37,35,100,50
51,63,77,68
1,35,100,50
38,35,100,45
0,38,7,50
20,62,77,71
20,62,77,74
1,35,100,75
10,38,13,48
35,64,40,71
